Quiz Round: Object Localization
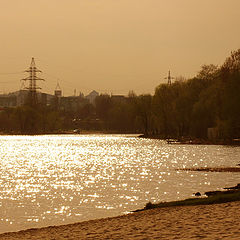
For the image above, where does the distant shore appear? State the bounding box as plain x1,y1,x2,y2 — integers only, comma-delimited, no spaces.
139,134,240,146
1,131,240,146
0,130,142,136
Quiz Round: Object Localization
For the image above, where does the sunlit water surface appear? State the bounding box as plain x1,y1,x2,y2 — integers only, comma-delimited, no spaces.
0,134,240,233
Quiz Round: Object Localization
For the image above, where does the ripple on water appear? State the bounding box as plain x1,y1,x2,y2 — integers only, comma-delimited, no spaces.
0,134,240,233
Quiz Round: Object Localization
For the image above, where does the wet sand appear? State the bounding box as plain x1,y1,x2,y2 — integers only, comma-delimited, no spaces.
0,201,239,239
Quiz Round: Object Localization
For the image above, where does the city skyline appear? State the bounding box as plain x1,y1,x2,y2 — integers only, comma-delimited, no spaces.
0,0,240,95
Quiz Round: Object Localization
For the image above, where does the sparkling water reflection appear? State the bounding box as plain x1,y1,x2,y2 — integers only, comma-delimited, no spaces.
0,134,240,233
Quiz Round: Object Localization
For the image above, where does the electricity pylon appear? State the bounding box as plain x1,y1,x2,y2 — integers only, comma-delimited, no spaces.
22,57,44,106
165,70,174,85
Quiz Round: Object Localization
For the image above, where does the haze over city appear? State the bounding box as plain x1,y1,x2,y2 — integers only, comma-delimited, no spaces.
0,0,240,96
1,1,240,238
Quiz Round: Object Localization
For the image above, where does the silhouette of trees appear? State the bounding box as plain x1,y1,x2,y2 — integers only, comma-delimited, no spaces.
151,50,240,140
134,94,153,135
0,49,239,140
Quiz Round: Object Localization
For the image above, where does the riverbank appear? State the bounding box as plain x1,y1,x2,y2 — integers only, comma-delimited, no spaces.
1,183,240,239
0,130,142,136
0,137,239,239
0,201,239,240
140,184,240,211
139,134,240,145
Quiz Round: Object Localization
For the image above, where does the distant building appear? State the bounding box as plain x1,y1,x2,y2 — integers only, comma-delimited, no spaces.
41,93,47,106
0,90,54,107
43,93,55,106
16,90,28,106
54,83,62,98
0,94,17,107
0,88,100,109
60,95,88,112
85,90,99,105
111,95,126,103
53,83,62,109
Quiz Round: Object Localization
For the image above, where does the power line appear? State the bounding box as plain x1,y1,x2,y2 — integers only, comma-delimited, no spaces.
0,81,18,84
0,71,24,75
21,58,45,105
164,70,174,85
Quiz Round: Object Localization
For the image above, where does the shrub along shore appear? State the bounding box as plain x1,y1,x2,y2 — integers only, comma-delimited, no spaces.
134,167,240,212
0,49,240,141
142,188,240,211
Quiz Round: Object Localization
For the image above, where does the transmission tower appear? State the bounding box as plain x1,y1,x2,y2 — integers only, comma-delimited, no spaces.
22,57,44,106
164,70,174,85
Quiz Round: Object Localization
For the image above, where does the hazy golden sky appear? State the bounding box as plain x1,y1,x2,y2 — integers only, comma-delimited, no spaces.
0,0,239,96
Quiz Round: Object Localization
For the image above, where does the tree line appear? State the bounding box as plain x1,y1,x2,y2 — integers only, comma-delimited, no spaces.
0,49,239,141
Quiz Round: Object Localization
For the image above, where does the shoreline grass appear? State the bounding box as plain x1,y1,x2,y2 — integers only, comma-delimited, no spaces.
141,190,240,211
177,167,240,172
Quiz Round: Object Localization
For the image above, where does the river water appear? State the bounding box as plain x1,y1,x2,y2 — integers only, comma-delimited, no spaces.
0,134,239,233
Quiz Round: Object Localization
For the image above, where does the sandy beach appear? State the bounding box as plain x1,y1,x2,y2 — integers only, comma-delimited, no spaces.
0,201,239,240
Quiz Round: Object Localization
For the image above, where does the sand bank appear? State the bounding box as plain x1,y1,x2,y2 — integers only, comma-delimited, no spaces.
178,167,240,172
0,201,239,239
